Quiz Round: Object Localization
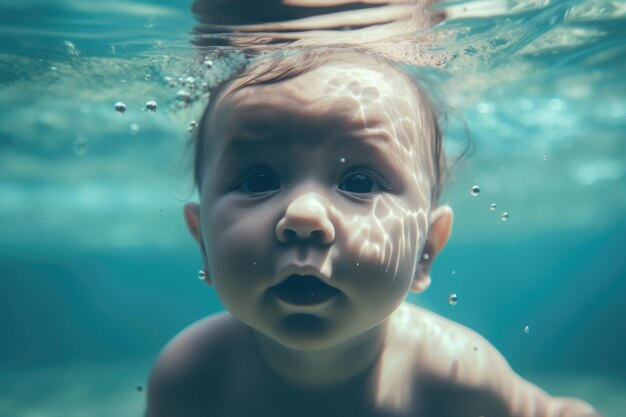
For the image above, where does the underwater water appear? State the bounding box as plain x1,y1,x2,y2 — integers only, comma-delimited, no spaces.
1,0,625,416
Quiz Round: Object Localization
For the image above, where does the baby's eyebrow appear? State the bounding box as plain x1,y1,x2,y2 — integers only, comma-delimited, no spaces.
216,133,277,167
216,127,404,169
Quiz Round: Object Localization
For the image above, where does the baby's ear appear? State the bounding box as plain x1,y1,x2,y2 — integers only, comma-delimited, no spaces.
183,203,211,284
411,205,453,293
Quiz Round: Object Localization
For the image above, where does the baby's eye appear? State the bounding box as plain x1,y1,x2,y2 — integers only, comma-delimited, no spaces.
241,172,280,194
339,173,373,194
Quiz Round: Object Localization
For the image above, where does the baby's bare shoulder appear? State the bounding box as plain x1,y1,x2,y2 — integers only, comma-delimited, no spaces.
392,303,602,417
145,313,246,417
392,303,506,386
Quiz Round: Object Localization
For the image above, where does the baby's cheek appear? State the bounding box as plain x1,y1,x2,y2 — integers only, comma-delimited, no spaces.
346,195,424,280
207,206,274,283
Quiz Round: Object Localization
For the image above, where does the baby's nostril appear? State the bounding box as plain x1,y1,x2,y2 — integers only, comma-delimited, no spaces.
283,229,297,240
310,230,324,241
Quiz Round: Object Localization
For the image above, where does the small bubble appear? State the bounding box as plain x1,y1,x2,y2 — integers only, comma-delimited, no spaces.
489,203,496,211
448,293,458,305
157,208,163,215
121,79,126,84
451,270,456,275
50,66,57,71
145,100,158,112
187,120,197,133
135,385,143,393
543,155,549,161
198,270,207,280
185,76,197,90
476,102,490,114
145,74,151,81
164,76,174,88
64,40,79,57
340,157,346,163
356,262,360,267
422,253,430,260
501,212,509,222
73,135,88,156
130,123,140,133
114,101,126,114
204,59,213,68
473,346,478,351
253,261,257,266
523,325,530,333
176,89,191,103
470,185,480,196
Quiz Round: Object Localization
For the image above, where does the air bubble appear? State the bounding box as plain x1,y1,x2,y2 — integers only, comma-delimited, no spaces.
176,89,191,104
114,101,126,114
188,120,198,133
501,212,509,222
164,76,175,88
448,293,458,305
543,155,549,161
185,76,197,90
470,185,480,196
135,385,143,393
523,325,530,333
130,123,140,133
145,100,158,112
204,59,213,68
489,203,496,211
145,74,152,81
476,102,490,114
198,270,207,280
64,40,79,57
340,157,346,163
422,253,430,260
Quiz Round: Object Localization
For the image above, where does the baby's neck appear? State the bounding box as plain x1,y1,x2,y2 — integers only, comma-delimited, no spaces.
252,321,389,388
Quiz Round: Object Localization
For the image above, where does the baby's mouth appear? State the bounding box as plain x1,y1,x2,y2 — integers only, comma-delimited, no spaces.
270,274,340,306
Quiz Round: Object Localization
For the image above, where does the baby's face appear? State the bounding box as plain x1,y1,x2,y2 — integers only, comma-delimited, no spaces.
197,62,433,350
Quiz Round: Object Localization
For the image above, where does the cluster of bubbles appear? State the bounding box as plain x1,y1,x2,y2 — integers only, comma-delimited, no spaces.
469,184,510,222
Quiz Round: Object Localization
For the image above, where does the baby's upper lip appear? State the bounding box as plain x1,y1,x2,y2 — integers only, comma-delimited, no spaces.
275,264,331,285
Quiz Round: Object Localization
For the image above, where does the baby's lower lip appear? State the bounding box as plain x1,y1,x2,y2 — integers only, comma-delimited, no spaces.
271,275,340,306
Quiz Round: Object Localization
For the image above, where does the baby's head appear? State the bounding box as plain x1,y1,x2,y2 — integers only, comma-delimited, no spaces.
184,47,453,350
193,47,447,207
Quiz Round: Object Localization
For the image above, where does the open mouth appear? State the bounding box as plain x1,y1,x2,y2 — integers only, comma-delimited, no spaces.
270,274,340,306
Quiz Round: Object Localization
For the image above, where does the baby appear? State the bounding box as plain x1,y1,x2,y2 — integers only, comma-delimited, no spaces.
145,48,601,417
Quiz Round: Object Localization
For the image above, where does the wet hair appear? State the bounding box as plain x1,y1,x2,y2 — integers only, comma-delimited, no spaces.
191,46,447,207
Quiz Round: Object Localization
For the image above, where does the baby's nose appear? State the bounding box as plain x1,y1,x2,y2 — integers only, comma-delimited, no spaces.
276,193,335,245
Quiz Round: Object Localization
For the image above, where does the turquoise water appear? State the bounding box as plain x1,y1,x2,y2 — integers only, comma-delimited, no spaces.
1,0,625,416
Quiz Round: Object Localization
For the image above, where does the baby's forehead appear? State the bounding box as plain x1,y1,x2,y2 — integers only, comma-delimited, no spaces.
217,60,421,128
299,62,414,97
